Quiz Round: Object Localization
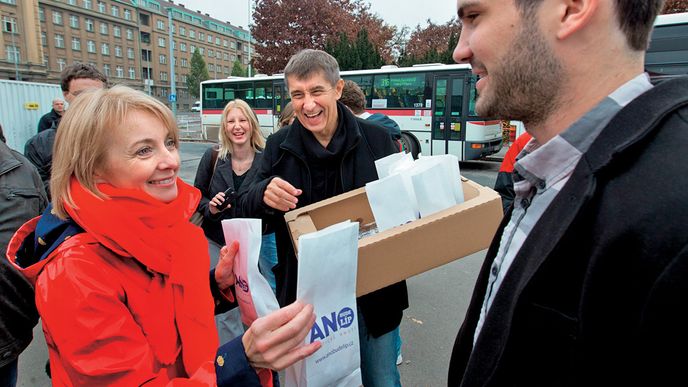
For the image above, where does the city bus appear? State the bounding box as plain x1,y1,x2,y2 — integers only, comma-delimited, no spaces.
200,63,503,160
646,12,688,82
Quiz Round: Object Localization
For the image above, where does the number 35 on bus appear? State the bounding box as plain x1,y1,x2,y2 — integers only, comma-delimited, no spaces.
200,63,503,161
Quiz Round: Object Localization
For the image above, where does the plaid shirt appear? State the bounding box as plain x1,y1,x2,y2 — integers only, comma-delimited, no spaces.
474,74,653,344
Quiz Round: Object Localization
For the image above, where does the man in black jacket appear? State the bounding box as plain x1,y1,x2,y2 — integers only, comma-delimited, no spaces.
24,63,106,198
0,124,46,386
36,99,64,133
449,0,688,386
242,49,408,386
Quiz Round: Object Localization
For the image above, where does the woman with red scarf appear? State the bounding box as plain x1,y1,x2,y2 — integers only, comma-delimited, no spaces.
5,86,320,386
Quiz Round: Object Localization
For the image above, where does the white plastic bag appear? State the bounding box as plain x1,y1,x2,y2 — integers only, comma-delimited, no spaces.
285,221,362,387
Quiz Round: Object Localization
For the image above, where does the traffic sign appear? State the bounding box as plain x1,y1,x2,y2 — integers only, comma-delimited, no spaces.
168,94,177,102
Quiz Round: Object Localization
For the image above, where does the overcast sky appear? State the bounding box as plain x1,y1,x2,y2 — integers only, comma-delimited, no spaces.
180,0,458,31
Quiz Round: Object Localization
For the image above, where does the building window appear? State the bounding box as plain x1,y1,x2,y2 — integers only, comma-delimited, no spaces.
180,42,186,52
100,23,108,35
116,66,123,78
208,49,213,57
181,58,188,67
230,41,236,49
55,34,65,48
141,49,151,62
87,40,96,53
128,67,135,79
127,47,134,59
103,64,110,77
208,64,214,72
199,47,204,55
158,37,165,47
111,6,119,17
159,54,166,64
216,37,221,45
43,55,48,66
113,26,121,38
207,34,213,43
189,30,195,39
200,32,205,41
72,37,81,51
39,7,45,22
97,1,106,13
126,28,133,40
140,14,150,26
162,88,167,97
41,32,47,46
124,9,131,20
190,44,196,53
68,0,77,5
5,46,19,63
115,46,122,57
82,0,92,10
180,26,186,36
223,39,228,47
223,53,229,61
142,67,151,79
101,43,109,55
0,0,17,4
2,16,16,33
57,58,66,71
160,71,168,81
53,11,63,25
85,18,94,32
69,15,79,28
156,20,165,30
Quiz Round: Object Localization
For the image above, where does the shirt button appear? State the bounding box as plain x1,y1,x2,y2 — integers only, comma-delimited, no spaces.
538,181,546,190
521,198,530,208
491,266,499,276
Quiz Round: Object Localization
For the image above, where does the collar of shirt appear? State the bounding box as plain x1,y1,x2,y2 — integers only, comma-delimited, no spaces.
512,73,653,197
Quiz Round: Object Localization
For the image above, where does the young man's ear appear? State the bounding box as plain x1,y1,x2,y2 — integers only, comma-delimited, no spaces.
554,0,600,41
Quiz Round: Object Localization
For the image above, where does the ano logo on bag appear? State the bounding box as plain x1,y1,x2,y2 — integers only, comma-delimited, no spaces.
309,307,355,343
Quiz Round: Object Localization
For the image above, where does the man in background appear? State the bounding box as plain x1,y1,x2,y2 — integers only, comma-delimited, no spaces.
36,99,64,133
0,123,46,386
24,63,107,198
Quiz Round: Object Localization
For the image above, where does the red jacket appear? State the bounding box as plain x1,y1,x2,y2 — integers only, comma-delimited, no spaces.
7,194,219,386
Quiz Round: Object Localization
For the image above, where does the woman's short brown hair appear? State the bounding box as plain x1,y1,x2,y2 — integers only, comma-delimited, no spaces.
50,85,179,219
218,99,265,160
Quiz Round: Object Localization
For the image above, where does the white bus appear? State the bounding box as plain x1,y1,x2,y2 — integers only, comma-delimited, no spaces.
646,12,688,82
200,63,503,161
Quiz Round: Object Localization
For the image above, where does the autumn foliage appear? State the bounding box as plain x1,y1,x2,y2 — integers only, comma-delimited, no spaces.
662,0,688,14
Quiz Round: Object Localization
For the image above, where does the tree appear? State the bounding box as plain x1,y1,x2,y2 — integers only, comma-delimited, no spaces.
662,0,688,13
252,0,396,74
231,60,247,77
186,49,209,99
325,28,384,71
399,18,460,66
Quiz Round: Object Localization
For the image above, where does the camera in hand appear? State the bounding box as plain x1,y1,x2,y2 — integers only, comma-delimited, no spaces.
216,187,237,211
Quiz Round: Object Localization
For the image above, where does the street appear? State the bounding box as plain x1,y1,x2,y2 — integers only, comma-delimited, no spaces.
17,141,502,387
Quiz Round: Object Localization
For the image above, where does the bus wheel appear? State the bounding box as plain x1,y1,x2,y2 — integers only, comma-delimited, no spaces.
400,132,420,159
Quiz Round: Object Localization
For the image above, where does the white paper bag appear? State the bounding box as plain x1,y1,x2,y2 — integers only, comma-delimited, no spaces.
416,154,464,204
365,173,418,232
221,218,280,326
285,221,362,387
410,162,456,217
374,151,412,179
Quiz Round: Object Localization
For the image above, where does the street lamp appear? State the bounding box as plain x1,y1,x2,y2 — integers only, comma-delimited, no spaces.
247,0,252,77
167,7,176,116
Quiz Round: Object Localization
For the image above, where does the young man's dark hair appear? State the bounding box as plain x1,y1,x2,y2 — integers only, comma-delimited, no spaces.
59,63,107,92
339,80,367,115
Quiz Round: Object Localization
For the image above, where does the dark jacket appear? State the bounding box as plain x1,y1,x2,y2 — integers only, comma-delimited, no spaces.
0,140,46,368
241,102,408,337
24,128,56,199
194,147,264,245
37,109,62,133
366,113,401,140
448,77,688,387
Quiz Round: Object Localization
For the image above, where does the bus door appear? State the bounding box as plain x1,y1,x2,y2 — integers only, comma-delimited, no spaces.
272,83,286,131
431,74,465,158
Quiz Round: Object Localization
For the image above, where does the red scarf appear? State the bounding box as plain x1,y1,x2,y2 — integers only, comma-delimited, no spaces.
66,177,218,378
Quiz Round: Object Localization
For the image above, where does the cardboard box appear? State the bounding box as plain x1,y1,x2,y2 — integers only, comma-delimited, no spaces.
284,178,504,297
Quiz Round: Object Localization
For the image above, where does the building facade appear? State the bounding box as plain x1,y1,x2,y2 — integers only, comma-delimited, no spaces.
0,0,253,110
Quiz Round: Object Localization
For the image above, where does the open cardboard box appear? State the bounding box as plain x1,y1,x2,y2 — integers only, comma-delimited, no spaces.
284,178,504,297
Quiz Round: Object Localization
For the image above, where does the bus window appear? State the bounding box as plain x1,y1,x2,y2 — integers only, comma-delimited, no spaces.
254,81,273,109
467,75,478,116
449,78,463,140
203,87,225,109
342,75,374,107
373,73,427,109
646,20,688,80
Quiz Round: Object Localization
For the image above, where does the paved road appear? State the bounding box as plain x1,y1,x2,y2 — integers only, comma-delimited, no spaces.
17,142,502,387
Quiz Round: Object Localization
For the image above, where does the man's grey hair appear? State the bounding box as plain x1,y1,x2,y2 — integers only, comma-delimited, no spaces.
283,49,340,90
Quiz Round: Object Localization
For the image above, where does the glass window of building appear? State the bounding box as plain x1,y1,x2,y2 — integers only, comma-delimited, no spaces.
53,11,63,25
180,42,186,52
72,37,81,51
116,66,123,78
189,30,196,39
114,26,121,38
100,23,108,35
216,37,221,45
83,0,92,9
124,9,131,20
68,0,77,5
58,58,66,71
103,64,110,77
2,16,16,32
85,18,94,32
190,44,196,53
157,20,165,30
208,49,213,57
129,67,136,79
39,8,45,21
55,34,65,48
115,46,122,57
97,1,106,13
158,37,166,47
101,43,109,55
199,47,204,55
160,71,168,81
111,6,119,17
207,34,213,43
223,39,228,47
126,28,133,40
69,15,79,28
159,54,166,64
127,47,134,59
0,0,17,4
230,41,236,49
140,14,149,26
200,32,205,41
87,40,96,53
41,32,47,46
5,46,19,63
